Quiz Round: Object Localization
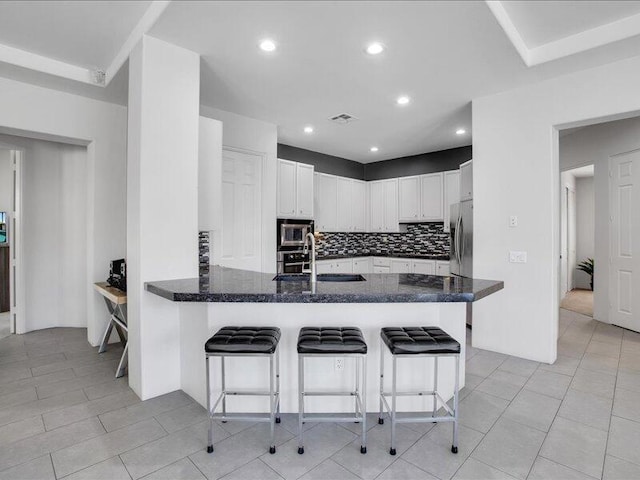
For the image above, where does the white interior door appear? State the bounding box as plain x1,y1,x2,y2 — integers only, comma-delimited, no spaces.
568,188,577,292
560,186,568,297
609,149,640,331
220,148,262,271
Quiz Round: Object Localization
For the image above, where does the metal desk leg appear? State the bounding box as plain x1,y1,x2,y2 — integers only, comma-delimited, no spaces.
98,298,116,354
116,342,129,378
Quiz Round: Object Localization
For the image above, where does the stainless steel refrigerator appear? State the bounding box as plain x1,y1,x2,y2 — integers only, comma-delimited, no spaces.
450,200,473,326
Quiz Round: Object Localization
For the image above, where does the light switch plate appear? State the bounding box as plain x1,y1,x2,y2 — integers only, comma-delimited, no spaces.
509,251,527,263
509,216,518,227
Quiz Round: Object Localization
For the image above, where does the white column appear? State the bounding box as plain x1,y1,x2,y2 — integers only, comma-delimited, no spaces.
127,35,200,400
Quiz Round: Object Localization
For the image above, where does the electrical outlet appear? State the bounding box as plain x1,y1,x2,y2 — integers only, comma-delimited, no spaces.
509,251,527,263
335,358,344,371
509,216,518,227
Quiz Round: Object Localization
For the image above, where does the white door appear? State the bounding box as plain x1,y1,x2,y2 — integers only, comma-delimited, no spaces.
333,259,353,273
221,149,262,271
336,177,352,231
277,159,296,218
296,163,314,218
413,260,436,275
398,176,420,221
610,150,640,331
315,173,337,232
391,259,411,273
567,188,577,292
421,173,444,221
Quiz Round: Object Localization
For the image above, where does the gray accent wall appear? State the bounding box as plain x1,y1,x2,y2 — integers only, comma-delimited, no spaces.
364,145,472,181
278,143,472,181
277,144,365,179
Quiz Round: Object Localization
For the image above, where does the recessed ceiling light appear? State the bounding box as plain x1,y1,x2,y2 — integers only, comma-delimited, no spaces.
303,126,314,134
370,146,379,153
259,39,276,52
396,95,410,105
456,129,466,135
365,42,384,55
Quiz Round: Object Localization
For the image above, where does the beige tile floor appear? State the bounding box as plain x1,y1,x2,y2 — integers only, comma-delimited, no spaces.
0,310,639,479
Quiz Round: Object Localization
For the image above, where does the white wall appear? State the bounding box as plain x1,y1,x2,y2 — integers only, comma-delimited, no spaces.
560,116,640,321
0,76,127,343
0,150,11,216
575,176,594,290
473,54,640,363
200,106,277,274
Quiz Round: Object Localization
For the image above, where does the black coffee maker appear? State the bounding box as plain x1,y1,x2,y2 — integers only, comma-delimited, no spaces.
107,258,127,292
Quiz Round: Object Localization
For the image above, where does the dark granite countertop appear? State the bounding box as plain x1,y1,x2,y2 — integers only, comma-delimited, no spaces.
145,266,503,304
317,253,450,261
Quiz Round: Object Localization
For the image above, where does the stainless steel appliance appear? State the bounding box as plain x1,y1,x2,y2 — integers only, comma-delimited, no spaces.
278,219,314,248
277,250,310,274
450,201,473,327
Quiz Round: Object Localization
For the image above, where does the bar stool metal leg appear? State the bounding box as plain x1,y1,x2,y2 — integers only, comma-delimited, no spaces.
269,353,276,454
378,337,385,425
390,355,397,455
452,354,460,454
276,347,281,424
206,355,214,453
221,356,227,422
298,355,305,454
361,355,367,454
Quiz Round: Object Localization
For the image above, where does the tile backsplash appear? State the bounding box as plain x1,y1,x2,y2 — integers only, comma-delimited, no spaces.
315,222,449,257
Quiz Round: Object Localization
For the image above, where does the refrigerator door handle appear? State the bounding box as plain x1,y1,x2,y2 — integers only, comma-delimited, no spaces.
459,217,465,263
457,214,463,265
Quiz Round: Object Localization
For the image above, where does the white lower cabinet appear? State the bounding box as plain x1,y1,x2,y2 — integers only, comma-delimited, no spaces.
315,258,353,274
391,259,412,273
436,261,450,276
352,257,372,274
412,259,436,275
373,266,390,273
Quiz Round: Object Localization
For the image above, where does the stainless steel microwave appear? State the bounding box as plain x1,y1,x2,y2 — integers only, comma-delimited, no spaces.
278,219,314,248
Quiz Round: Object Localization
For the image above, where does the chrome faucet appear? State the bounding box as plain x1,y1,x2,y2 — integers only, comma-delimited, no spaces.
302,232,317,284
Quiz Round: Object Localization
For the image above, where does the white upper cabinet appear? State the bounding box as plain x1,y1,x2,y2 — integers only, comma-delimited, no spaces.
297,163,315,218
372,178,399,232
420,172,444,221
369,181,385,232
351,180,367,232
460,159,473,201
398,172,443,222
314,172,337,231
277,159,314,219
443,170,460,233
398,176,420,221
336,177,352,231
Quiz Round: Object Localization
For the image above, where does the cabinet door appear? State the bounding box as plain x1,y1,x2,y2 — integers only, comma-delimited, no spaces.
436,261,450,276
316,260,333,274
443,170,460,233
369,181,385,232
413,260,436,275
296,163,314,218
352,180,367,232
334,258,353,273
352,257,371,274
336,177,352,231
420,172,443,221
383,179,399,232
315,173,337,232
391,259,412,273
277,159,297,217
460,160,473,201
398,176,420,221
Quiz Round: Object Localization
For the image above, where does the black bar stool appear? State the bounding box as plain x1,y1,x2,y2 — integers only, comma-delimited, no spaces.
297,327,368,455
205,326,281,454
378,326,460,455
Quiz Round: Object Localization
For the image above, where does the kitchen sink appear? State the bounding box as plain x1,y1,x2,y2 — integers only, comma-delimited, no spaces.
273,273,366,282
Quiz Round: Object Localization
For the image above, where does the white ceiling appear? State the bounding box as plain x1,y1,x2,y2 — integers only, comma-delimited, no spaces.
0,1,640,162
567,164,594,178
501,1,640,49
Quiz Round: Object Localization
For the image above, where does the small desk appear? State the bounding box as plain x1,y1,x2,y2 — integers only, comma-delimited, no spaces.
94,282,128,378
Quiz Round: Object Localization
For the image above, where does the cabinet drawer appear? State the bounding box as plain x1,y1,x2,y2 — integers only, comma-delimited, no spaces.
373,257,391,267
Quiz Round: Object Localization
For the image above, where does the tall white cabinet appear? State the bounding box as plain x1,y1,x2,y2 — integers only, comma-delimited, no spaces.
443,170,461,233
277,159,314,219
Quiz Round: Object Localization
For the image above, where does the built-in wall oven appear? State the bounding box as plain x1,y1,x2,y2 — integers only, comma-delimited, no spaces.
277,219,314,273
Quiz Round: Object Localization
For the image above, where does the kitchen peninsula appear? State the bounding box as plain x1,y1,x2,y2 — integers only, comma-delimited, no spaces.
145,267,503,413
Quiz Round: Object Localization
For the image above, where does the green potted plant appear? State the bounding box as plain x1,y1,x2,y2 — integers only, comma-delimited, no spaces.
577,258,594,291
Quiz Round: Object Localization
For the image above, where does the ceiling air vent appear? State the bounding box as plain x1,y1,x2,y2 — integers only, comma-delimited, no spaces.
328,113,358,124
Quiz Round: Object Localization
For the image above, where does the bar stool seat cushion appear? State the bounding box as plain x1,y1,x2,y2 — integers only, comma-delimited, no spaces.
298,327,367,354
205,326,281,354
381,327,460,355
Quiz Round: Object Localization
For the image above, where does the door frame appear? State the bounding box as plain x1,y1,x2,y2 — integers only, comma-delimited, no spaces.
9,149,25,334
